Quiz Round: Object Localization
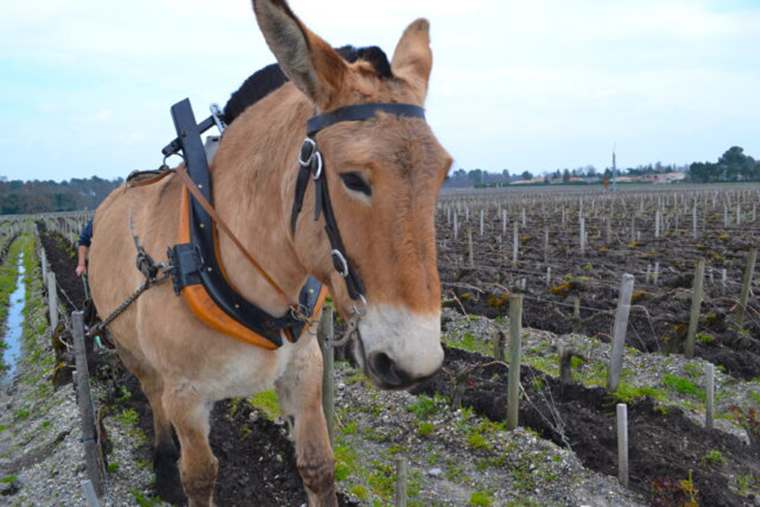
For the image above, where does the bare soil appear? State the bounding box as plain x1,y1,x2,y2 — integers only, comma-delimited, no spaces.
437,199,760,379
412,345,760,506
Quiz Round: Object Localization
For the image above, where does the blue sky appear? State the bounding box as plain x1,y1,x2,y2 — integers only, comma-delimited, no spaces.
0,0,758,182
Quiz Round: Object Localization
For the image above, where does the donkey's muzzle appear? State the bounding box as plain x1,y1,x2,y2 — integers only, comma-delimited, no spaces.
367,352,409,389
367,351,442,390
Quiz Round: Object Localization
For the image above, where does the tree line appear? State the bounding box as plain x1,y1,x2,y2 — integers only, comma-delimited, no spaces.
445,146,758,188
0,176,123,215
689,146,759,183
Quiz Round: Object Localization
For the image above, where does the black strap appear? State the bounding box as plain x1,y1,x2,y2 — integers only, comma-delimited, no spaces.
292,102,426,302
167,98,323,346
307,103,425,137
315,167,366,300
290,166,311,233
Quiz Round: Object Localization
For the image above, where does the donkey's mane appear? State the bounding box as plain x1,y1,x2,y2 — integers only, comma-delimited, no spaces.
222,45,393,126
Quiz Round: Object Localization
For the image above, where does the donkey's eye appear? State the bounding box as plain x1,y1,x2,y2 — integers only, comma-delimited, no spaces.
340,172,372,197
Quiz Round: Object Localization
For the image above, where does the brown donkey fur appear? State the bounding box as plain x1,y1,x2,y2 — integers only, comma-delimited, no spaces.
89,1,452,505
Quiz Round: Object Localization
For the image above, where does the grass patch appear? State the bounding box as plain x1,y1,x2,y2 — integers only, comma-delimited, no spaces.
129,488,161,507
13,409,30,421
116,408,139,426
445,331,491,355
406,394,442,420
611,382,667,404
468,490,495,506
683,363,703,379
467,432,490,451
662,374,706,401
250,390,281,420
702,450,725,468
417,422,434,437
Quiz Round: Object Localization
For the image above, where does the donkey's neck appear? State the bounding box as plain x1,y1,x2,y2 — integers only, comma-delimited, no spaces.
210,85,313,317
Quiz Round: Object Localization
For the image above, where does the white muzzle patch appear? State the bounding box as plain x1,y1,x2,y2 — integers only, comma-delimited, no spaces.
355,304,443,388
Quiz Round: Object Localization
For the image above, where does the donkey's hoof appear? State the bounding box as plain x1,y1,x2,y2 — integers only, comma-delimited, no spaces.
154,448,184,504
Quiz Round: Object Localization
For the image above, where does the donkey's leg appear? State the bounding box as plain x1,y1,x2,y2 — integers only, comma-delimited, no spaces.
163,386,218,507
276,340,337,507
116,346,183,501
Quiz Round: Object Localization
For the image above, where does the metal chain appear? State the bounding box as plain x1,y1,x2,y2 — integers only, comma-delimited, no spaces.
89,271,171,337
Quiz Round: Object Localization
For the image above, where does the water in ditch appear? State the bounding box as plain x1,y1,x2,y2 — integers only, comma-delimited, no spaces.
1,254,26,383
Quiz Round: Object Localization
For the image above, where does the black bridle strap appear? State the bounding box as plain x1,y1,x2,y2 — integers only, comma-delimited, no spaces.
306,103,425,137
316,170,366,300
292,102,425,301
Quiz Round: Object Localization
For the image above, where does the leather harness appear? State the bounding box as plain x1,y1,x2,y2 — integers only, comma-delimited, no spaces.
126,98,426,350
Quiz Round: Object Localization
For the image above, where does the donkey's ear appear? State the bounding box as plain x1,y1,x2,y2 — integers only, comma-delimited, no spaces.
253,0,347,108
391,19,433,103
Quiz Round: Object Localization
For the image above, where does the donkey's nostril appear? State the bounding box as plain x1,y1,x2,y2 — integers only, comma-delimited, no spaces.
368,352,409,388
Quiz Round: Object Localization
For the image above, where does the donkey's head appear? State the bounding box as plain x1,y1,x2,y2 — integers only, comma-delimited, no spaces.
254,0,452,389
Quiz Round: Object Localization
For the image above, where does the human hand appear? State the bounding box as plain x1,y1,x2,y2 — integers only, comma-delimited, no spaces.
76,264,87,277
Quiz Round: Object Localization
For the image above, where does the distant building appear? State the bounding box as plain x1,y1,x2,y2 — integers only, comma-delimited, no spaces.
640,172,686,184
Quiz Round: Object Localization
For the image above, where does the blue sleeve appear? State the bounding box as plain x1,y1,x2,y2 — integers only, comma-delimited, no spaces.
78,219,93,247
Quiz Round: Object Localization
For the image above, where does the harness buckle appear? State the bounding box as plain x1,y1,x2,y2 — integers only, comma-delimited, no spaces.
298,138,317,167
288,303,311,324
331,249,349,277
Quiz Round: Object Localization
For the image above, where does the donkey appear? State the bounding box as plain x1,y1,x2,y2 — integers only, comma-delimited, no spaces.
89,0,451,505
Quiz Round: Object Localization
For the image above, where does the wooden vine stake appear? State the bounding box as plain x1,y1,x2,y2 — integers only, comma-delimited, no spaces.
705,363,715,430
318,307,335,444
394,456,408,507
41,250,48,282
81,480,101,507
685,259,705,359
47,272,58,330
72,311,103,498
492,330,505,362
579,217,586,254
608,274,634,392
617,403,629,488
512,222,519,268
736,247,758,328
507,295,523,430
468,230,475,268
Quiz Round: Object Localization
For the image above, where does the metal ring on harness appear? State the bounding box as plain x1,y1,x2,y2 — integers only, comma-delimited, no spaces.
331,249,349,278
352,294,368,318
288,303,311,324
310,151,323,181
163,152,184,169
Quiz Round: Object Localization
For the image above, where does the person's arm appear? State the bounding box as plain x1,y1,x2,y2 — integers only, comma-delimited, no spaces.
76,245,88,277
76,219,93,277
